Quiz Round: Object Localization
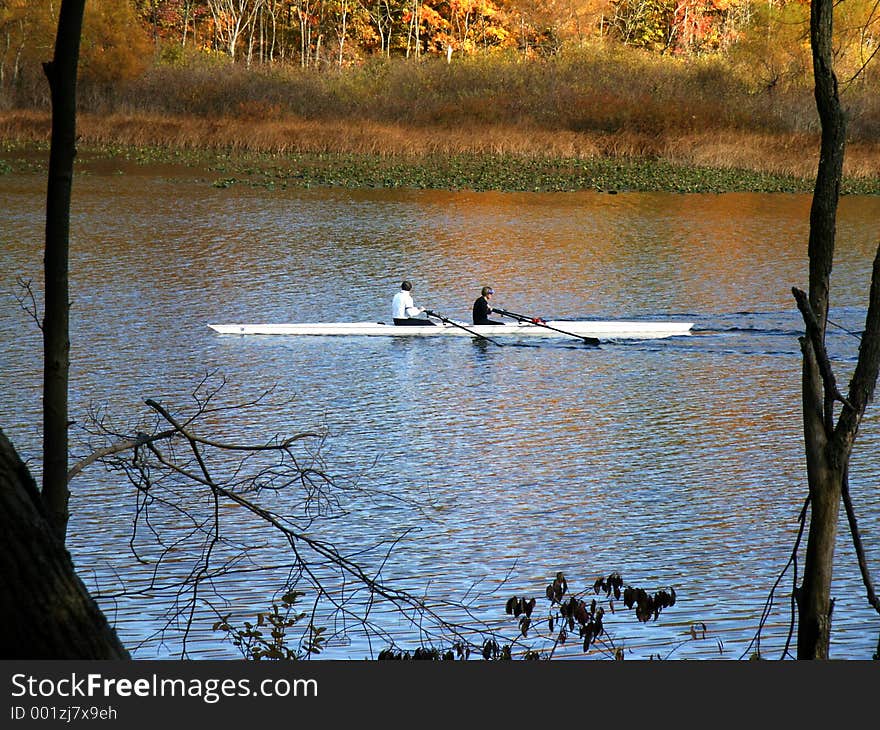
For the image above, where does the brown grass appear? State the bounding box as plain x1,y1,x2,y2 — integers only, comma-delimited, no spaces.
2,109,879,182
5,48,879,184
664,131,880,180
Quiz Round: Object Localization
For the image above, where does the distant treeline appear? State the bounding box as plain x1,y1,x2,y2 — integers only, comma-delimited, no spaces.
2,0,879,92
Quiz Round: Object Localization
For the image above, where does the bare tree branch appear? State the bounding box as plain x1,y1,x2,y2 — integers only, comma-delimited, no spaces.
68,428,178,482
742,495,809,660
74,375,510,658
841,469,880,615
14,276,43,331
792,286,852,411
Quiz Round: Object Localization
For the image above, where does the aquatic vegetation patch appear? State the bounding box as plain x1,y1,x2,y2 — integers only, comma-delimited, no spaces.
2,142,878,194
206,152,842,194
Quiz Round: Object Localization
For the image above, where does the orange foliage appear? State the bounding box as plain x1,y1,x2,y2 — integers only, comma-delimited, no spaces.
80,0,152,84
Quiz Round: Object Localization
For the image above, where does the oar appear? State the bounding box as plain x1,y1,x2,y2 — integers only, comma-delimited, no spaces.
424,309,504,347
494,307,600,347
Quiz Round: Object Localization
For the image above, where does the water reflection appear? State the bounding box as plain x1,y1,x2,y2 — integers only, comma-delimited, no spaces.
1,173,878,659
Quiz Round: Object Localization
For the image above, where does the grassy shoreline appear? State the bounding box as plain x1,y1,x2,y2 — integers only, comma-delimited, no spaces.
2,112,879,194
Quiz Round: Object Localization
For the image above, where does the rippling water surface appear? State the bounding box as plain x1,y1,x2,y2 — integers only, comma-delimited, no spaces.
2,171,878,659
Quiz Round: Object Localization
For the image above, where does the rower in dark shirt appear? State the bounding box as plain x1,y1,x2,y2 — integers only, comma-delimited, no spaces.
472,286,504,325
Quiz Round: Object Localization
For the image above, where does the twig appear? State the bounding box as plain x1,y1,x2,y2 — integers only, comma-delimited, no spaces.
841,468,880,615
14,276,43,331
741,494,809,660
792,286,852,410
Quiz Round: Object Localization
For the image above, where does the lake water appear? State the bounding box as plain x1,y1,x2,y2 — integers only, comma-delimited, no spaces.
1,169,879,660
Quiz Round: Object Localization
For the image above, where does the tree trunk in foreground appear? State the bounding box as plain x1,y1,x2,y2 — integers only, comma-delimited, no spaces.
0,429,129,658
797,0,848,661
42,0,85,541
0,0,127,660
796,0,880,658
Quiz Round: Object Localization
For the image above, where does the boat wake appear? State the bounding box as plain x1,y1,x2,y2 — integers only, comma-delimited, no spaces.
613,308,865,360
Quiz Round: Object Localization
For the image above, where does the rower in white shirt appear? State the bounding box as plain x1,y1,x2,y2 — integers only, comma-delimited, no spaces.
391,280,435,326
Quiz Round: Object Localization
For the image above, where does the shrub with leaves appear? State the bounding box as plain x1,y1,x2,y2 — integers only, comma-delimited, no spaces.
214,591,325,660
219,572,695,660
505,572,679,658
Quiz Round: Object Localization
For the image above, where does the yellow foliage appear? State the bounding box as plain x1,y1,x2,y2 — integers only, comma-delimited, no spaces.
0,0,56,65
80,0,152,84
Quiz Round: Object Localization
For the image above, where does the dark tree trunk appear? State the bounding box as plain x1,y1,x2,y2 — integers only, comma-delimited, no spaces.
41,0,85,541
0,0,129,659
796,0,880,658
0,429,129,658
797,0,848,662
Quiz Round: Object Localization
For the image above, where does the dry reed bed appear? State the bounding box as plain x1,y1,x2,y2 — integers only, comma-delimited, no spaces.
2,110,878,181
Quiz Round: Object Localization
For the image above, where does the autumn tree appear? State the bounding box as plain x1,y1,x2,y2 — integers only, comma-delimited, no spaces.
606,0,743,54
132,0,212,49
0,0,58,106
207,0,262,61
727,0,812,92
503,0,609,54
0,1,31,99
80,0,153,84
442,0,513,53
